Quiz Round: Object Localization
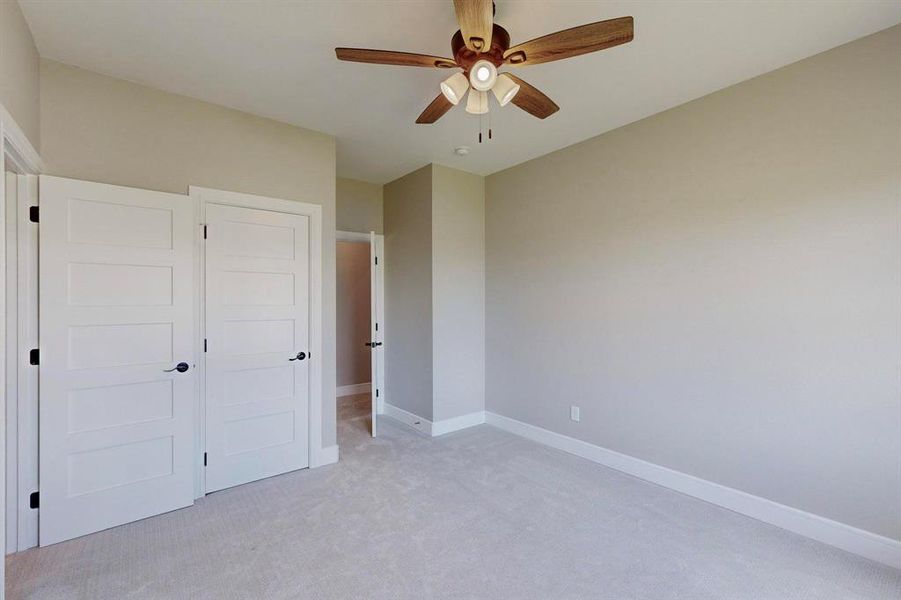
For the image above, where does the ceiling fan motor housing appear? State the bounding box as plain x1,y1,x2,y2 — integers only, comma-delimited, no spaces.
451,24,511,75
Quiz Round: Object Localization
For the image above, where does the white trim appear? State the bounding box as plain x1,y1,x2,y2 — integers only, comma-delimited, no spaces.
189,186,327,480
0,103,43,175
432,411,485,436
382,404,484,438
485,411,901,570
2,103,42,557
310,445,339,468
0,125,6,577
382,403,433,436
336,230,372,243
4,170,18,553
191,190,206,498
14,175,37,551
337,383,371,397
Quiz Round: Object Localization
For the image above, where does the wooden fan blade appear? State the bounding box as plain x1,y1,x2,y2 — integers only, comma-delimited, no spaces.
504,74,559,119
336,48,457,69
504,16,633,66
453,0,493,53
416,94,455,124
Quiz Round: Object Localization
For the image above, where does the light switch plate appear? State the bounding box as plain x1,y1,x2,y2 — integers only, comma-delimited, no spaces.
570,406,580,422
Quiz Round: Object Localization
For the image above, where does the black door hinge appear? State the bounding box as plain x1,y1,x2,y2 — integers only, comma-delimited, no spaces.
203,225,208,239
29,491,39,509
374,256,378,265
376,388,379,398
203,452,208,466
375,322,378,331
29,349,39,365
204,339,207,352
29,206,39,223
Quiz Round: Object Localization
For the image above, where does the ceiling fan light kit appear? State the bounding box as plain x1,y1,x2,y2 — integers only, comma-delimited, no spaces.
335,1,634,125
492,73,520,107
440,72,470,105
469,59,497,91
465,89,489,115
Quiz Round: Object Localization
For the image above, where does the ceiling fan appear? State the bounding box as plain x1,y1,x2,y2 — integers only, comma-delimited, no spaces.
335,0,634,124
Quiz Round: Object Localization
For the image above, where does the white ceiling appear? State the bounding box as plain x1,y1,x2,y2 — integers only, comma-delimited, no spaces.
20,1,901,184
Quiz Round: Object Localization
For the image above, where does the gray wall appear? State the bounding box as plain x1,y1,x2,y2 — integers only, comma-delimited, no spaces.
1,0,40,150
336,177,383,234
337,241,371,387
40,59,340,448
384,165,433,420
485,25,901,540
432,164,485,421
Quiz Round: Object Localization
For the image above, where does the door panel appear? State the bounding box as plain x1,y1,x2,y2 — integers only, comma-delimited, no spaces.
205,203,310,493
371,234,385,430
370,232,378,437
39,176,195,546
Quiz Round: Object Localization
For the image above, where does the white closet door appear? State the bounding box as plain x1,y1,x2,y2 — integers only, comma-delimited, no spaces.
204,203,310,492
39,176,195,546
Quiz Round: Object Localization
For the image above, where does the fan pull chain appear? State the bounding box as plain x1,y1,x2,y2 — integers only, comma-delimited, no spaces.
479,109,483,144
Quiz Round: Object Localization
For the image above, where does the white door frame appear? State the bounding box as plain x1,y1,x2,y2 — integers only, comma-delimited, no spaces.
336,230,386,419
190,186,325,497
2,102,43,560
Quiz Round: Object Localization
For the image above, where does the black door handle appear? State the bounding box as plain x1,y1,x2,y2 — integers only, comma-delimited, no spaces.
164,362,190,373
365,342,383,348
289,352,307,361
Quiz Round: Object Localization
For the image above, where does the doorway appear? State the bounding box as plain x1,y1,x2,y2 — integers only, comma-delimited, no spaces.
2,112,43,566
336,231,384,437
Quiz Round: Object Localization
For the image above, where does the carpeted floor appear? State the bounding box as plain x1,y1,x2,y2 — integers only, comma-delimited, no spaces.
7,393,901,599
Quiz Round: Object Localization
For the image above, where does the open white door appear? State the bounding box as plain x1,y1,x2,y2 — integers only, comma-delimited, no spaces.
369,232,377,437
369,232,385,436
204,203,311,492
38,176,196,545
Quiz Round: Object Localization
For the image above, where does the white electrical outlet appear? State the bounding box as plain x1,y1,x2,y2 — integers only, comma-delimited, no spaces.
570,406,580,422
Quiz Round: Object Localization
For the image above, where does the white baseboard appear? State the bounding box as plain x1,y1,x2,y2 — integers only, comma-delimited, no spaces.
485,411,901,570
382,403,432,436
382,404,486,437
337,383,371,397
310,445,339,468
432,411,486,436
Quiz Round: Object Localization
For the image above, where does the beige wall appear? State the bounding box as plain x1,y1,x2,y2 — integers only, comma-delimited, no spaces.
432,164,485,421
384,165,433,420
383,163,486,423
1,0,40,150
486,25,901,540
337,177,383,234
337,241,371,388
40,59,340,448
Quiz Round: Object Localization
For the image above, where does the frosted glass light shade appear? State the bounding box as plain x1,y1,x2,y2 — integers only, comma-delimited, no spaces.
440,73,469,105
492,74,520,107
465,89,488,115
468,60,497,92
